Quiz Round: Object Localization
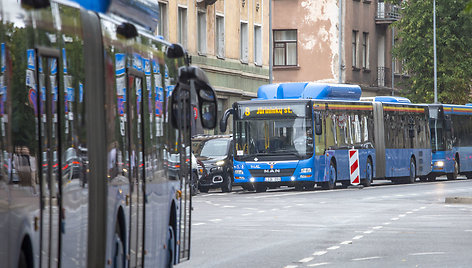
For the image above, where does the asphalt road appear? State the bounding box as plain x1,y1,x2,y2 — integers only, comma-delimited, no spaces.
180,177,472,268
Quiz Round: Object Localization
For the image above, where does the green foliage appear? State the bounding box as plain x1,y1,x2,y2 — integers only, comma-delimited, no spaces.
392,0,472,104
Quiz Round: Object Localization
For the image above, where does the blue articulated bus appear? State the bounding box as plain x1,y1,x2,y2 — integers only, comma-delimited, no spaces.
428,104,472,180
221,83,432,192
0,0,218,267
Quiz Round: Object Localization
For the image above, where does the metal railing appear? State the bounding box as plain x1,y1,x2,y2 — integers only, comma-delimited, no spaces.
376,2,400,21
376,66,391,87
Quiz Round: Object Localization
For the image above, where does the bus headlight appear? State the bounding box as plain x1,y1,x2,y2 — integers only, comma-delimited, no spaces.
434,161,445,167
301,168,312,173
249,177,255,182
234,170,244,175
216,160,225,166
291,176,296,181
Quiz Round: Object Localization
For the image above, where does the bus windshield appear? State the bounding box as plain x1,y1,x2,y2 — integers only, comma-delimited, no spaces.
234,117,313,160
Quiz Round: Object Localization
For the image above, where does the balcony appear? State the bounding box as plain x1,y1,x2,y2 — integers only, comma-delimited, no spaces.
375,2,400,24
376,67,391,88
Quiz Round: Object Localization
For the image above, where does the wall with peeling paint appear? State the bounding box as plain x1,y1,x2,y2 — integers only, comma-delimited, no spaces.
273,0,340,83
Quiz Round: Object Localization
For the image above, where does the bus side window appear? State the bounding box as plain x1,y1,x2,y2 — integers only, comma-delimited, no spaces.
314,111,322,135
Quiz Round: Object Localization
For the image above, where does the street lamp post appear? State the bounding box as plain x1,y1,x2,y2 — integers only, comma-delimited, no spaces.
433,0,438,103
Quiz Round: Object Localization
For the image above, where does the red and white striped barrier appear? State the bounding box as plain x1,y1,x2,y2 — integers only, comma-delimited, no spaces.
349,149,360,185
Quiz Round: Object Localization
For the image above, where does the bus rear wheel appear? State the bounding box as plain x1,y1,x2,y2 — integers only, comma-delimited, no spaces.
447,159,458,180
322,162,336,190
362,158,373,187
408,158,416,184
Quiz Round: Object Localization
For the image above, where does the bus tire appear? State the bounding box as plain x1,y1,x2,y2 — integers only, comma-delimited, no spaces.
322,162,336,190
294,184,304,191
166,226,175,268
199,186,209,193
221,174,232,193
447,159,458,180
362,158,373,187
408,158,416,184
255,184,267,192
112,222,125,268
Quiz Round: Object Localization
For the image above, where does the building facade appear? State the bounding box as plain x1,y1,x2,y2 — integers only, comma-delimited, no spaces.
273,0,408,97
158,0,270,134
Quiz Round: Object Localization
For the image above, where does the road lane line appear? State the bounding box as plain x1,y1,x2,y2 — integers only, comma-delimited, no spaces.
241,213,252,216
258,210,265,213
284,206,293,208
340,241,352,245
383,222,391,225
420,206,426,209
284,265,298,268
363,230,373,234
352,256,382,261
209,219,222,222
298,257,314,263
372,226,383,230
192,223,206,226
398,214,406,217
409,252,445,256
352,235,363,240
391,217,399,221
244,208,257,210
313,251,328,256
413,209,419,211
223,205,236,208
327,246,340,250
406,211,413,214
307,262,330,267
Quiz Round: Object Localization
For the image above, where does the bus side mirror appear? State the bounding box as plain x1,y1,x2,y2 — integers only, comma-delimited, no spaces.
314,112,322,135
220,108,234,133
197,82,217,129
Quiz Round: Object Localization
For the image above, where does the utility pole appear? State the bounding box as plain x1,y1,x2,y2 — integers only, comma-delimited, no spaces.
269,0,273,84
433,0,438,103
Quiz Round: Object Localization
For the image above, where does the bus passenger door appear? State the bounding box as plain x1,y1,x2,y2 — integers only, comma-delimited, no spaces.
38,53,62,268
127,70,145,267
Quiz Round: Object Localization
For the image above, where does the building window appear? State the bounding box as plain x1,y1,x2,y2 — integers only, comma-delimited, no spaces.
178,7,187,47
362,32,369,69
216,15,225,58
254,25,262,65
273,30,297,66
158,2,168,39
352,30,358,68
197,11,206,54
240,22,248,63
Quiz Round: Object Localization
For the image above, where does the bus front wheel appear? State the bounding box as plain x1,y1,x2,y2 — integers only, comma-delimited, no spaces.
362,158,373,187
322,162,336,190
447,159,458,180
408,158,416,184
255,184,267,192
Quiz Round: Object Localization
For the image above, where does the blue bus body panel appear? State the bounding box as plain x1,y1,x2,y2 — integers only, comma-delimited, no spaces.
443,104,472,173
257,83,361,101
324,149,375,182
384,148,432,177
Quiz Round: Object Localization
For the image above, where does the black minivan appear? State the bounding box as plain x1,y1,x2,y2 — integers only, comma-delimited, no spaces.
196,136,234,192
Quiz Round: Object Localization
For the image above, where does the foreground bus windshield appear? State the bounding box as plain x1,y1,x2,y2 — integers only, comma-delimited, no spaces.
234,102,313,160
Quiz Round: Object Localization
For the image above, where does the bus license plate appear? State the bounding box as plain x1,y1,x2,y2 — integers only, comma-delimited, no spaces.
265,177,281,182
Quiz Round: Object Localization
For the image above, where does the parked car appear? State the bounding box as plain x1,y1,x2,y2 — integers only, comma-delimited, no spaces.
196,135,233,193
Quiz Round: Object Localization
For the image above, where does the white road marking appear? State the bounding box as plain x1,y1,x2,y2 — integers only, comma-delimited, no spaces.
406,211,413,214
192,223,206,226
298,257,314,263
340,241,352,245
252,188,347,199
352,235,364,240
465,230,472,232
420,206,426,209
284,265,298,268
271,208,279,211
363,230,373,234
209,219,222,222
307,262,331,267
383,222,391,225
409,252,445,256
413,209,419,212
395,194,404,197
460,208,467,211
372,226,383,230
284,206,293,208
258,210,265,213
399,214,406,217
213,204,221,206
244,208,257,210
223,205,236,208
313,251,328,256
241,213,252,216
352,256,382,261
296,203,304,206
327,246,340,250
320,201,327,204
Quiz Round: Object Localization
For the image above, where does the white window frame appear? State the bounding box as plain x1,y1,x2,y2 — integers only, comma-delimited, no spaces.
254,24,262,66
240,21,248,63
362,32,369,69
197,10,207,54
352,30,358,68
215,14,225,59
157,2,168,39
178,6,188,48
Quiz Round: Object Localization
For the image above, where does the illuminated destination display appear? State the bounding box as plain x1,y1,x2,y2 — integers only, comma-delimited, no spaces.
237,103,308,119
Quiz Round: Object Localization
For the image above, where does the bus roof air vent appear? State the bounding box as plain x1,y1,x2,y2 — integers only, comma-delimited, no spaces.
360,96,411,103
256,82,361,101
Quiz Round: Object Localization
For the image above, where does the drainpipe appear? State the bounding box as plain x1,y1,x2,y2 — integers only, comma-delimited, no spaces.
269,0,273,84
338,0,343,83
